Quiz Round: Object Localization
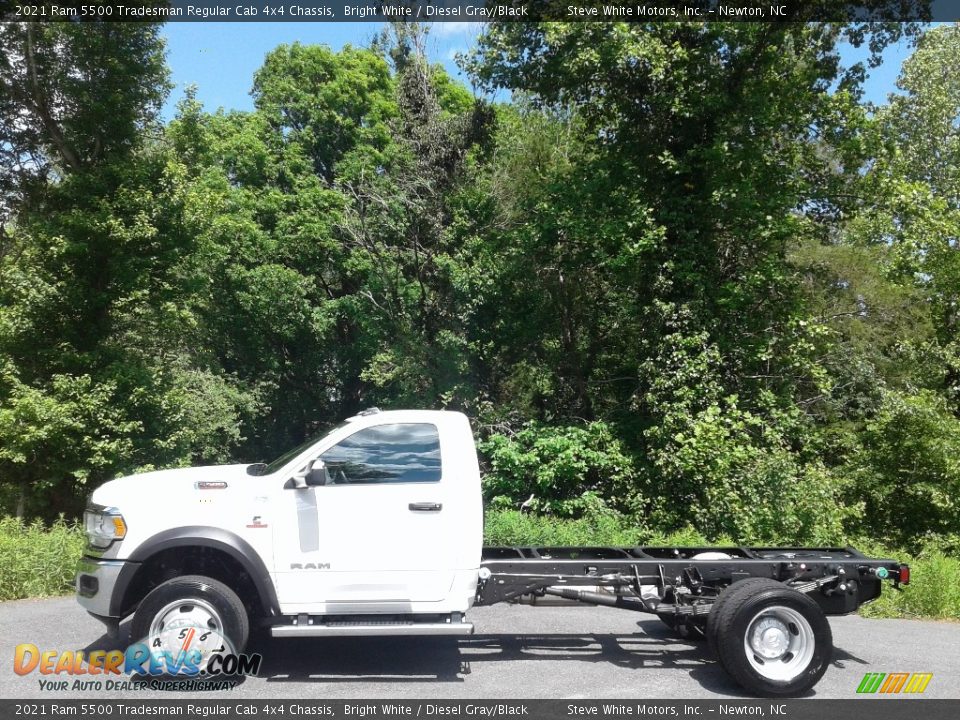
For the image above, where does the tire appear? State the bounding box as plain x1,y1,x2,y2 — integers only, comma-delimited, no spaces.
706,578,832,697
706,578,778,655
131,575,249,674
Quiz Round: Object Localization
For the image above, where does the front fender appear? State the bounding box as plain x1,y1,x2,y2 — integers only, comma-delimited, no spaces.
110,526,280,617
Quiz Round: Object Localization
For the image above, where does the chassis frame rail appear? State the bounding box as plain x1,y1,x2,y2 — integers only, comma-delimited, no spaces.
476,545,906,615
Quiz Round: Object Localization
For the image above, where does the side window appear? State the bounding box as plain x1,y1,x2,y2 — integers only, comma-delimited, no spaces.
320,423,441,484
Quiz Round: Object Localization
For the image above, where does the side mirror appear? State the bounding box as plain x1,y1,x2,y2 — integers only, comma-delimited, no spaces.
290,458,329,489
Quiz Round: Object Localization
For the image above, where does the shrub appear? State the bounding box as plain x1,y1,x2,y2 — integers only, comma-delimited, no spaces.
0,515,86,600
484,508,644,546
847,390,960,549
484,510,722,548
480,421,641,517
850,538,960,620
646,397,854,545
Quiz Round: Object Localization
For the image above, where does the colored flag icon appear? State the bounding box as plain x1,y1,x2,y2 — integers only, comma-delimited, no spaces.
857,672,932,694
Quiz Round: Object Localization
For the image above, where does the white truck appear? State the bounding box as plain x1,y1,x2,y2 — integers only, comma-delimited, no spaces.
77,408,908,697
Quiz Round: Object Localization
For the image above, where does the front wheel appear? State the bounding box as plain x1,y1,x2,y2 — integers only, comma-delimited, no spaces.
707,578,832,697
131,575,249,675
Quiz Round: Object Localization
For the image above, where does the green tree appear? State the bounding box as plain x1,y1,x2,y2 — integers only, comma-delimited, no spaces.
461,21,923,539
865,25,960,406
810,25,960,546
0,22,168,229
0,24,251,517
161,30,492,464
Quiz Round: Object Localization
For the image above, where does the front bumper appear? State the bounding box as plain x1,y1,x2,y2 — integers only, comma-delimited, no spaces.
75,555,132,620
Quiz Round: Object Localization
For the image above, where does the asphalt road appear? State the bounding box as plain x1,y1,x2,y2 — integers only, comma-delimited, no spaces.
2,596,958,700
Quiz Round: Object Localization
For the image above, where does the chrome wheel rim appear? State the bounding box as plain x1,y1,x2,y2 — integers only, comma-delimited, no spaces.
147,598,228,671
743,605,815,681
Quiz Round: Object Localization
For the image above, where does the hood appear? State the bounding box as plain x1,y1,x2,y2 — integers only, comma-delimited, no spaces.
90,464,254,508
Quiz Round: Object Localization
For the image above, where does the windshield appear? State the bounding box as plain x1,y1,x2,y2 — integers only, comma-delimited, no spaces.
248,420,351,476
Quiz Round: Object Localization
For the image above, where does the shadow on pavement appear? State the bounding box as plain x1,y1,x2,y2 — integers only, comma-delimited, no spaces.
76,615,860,697
831,646,869,667
251,619,728,689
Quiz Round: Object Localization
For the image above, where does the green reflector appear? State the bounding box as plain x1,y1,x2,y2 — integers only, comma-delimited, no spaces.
876,567,889,579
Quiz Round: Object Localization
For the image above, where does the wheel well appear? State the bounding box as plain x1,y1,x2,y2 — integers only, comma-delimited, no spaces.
120,546,266,621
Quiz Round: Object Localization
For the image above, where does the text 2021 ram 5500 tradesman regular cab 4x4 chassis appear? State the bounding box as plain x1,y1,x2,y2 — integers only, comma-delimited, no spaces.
77,409,909,697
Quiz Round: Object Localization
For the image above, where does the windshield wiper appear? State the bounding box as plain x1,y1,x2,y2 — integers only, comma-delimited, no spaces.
246,462,268,476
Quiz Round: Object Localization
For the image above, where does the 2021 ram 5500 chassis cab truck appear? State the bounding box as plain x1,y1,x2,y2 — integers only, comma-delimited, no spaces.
77,409,909,697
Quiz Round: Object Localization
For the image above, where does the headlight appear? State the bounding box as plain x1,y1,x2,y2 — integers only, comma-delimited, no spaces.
83,505,127,548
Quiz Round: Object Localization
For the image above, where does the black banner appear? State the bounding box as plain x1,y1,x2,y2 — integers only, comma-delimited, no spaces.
3,700,960,720
0,0,957,23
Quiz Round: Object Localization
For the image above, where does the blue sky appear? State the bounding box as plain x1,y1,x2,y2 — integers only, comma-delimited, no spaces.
160,21,484,120
160,22,916,122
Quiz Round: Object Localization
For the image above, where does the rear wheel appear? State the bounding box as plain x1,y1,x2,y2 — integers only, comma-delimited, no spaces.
707,578,832,697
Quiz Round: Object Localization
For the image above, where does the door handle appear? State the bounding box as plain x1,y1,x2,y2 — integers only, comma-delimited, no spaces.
409,502,442,512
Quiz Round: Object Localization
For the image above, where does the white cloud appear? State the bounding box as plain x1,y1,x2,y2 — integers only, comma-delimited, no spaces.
430,22,484,38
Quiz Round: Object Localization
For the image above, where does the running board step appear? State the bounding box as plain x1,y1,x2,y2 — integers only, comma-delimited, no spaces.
271,621,474,638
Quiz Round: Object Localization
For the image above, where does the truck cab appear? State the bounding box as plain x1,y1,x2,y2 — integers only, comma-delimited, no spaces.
77,409,483,646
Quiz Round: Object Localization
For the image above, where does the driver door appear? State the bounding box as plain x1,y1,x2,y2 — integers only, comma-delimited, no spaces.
272,422,457,611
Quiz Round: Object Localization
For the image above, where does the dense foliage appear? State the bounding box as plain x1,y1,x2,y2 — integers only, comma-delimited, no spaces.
1,21,958,554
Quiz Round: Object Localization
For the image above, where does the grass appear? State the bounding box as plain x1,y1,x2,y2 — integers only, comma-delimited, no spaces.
1,510,956,621
484,508,646,546
849,539,960,621
0,515,86,601
483,509,734,547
